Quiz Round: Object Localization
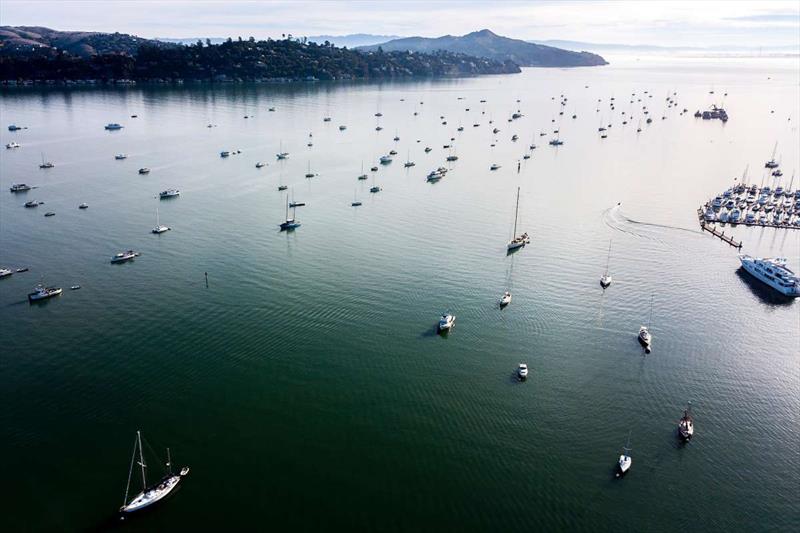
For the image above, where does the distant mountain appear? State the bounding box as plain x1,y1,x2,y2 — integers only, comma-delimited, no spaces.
306,34,403,48
359,29,607,67
532,39,800,56
0,26,176,58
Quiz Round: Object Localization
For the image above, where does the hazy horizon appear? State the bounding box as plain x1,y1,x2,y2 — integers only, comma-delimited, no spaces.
2,0,798,49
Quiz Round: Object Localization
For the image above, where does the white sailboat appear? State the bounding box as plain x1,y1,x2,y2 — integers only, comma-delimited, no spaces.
119,431,189,514
600,240,613,288
638,295,654,353
616,432,632,477
507,187,530,251
151,206,170,234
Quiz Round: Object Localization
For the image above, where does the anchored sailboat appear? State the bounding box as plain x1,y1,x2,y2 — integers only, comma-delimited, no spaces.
119,431,189,514
507,187,530,251
600,240,612,288
638,295,654,353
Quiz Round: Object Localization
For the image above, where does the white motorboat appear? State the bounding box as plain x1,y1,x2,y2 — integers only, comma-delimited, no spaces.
517,363,528,380
159,189,180,199
438,313,455,332
678,403,694,441
738,255,800,297
111,250,140,263
28,283,62,302
255,162,266,168
500,291,512,307
79,203,89,209
105,123,124,130
638,326,652,353
379,155,392,164
507,187,530,251
115,153,128,160
0,268,13,278
119,431,189,514
10,183,32,192
6,141,20,149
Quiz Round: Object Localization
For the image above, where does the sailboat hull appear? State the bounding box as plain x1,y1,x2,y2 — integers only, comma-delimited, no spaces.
120,474,182,513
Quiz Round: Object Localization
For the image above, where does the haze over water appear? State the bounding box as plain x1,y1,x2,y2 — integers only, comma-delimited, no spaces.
1,55,798,531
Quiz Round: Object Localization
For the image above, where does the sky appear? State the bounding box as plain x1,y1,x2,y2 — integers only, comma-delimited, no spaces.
1,0,798,48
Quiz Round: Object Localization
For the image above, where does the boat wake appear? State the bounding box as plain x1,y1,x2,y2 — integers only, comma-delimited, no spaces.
602,204,699,244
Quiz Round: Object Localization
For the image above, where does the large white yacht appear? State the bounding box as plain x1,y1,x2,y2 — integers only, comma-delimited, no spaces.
738,255,800,297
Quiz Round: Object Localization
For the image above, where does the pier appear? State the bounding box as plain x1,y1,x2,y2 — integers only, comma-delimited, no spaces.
697,208,742,248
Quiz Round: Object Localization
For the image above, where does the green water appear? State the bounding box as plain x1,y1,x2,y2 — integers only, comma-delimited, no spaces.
1,56,799,532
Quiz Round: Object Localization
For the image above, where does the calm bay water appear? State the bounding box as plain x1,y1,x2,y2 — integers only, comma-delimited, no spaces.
1,55,799,532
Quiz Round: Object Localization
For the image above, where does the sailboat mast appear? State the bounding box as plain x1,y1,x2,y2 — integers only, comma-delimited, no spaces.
166,447,172,474
137,431,147,489
648,295,654,328
513,187,520,237
605,240,612,275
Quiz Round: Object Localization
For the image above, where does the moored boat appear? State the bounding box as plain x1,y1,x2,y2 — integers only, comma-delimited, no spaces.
28,283,62,302
119,431,189,514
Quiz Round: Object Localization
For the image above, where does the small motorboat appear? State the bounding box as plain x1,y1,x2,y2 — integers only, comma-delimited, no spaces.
490,163,501,170
438,313,455,332
111,250,140,263
256,162,266,168
517,363,528,380
105,123,124,130
6,141,20,149
500,291,512,307
28,284,62,302
70,285,81,290
339,125,347,131
379,155,392,164
220,151,230,158
424,147,432,153
10,183,32,192
115,154,128,160
638,326,652,353
0,268,12,278
44,212,55,217
678,403,694,441
16,267,29,273
159,189,180,199
24,201,40,208
79,202,91,209
138,168,150,174
369,186,381,193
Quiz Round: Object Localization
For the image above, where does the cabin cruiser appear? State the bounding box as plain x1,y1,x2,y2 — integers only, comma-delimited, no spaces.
500,291,512,307
517,363,528,380
0,268,12,278
427,168,447,182
703,206,716,221
738,255,800,297
139,168,150,174
745,212,755,224
438,313,455,332
24,200,40,208
711,196,723,209
490,163,501,170
323,117,332,122
6,141,20,149
638,326,652,353
339,125,347,131
255,162,266,168
159,189,180,199
548,139,563,146
44,211,55,217
424,147,432,153
105,123,123,130
28,284,62,302
729,209,741,223
79,203,89,209
379,155,393,164
678,405,694,440
446,155,458,162
369,185,381,193
10,183,32,192
278,185,288,191
111,250,140,263
115,153,128,160
719,211,729,223
220,151,230,158
276,152,289,160
774,185,784,196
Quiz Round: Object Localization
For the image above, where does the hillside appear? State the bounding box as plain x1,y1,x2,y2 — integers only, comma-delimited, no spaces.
0,26,176,58
0,29,520,82
360,29,607,67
